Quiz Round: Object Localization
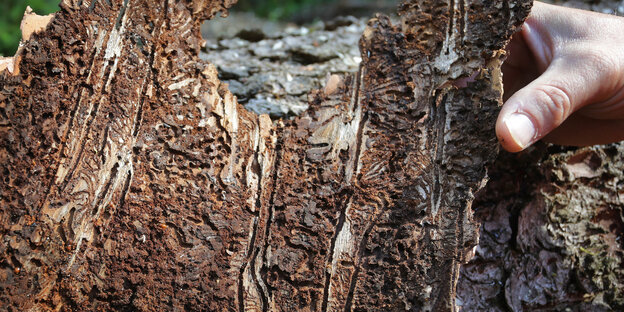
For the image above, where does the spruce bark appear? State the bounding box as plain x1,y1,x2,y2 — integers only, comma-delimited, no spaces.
0,0,532,311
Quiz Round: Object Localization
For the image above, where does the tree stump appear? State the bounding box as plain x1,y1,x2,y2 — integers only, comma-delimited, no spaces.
0,0,531,311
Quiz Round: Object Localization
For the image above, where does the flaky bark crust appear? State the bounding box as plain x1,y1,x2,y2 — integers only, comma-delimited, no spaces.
0,0,530,311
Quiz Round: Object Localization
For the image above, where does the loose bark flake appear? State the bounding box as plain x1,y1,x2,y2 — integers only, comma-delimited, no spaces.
0,0,531,311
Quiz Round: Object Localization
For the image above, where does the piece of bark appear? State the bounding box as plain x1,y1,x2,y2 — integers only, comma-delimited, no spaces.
457,143,624,311
0,7,54,77
0,0,530,311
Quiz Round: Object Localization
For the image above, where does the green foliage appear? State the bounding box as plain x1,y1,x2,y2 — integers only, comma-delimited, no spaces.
235,0,334,21
0,0,59,56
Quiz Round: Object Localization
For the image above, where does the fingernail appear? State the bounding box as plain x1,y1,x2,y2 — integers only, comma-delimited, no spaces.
504,113,536,149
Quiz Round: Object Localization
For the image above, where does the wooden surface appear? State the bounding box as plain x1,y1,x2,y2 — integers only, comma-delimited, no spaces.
0,0,531,311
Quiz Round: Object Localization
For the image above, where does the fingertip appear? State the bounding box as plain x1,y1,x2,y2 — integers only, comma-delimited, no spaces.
496,111,537,153
498,69,576,153
497,121,526,153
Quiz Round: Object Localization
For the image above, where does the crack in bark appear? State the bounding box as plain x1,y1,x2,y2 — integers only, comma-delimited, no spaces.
321,194,352,312
459,0,466,43
448,0,456,54
59,97,102,193
321,65,365,312
344,196,387,312
98,125,110,163
115,0,129,30
238,116,266,312
238,215,257,311
92,162,120,216
251,130,284,311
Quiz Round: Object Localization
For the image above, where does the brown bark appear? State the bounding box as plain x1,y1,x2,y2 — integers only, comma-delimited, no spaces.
458,144,624,311
0,0,531,311
199,4,624,309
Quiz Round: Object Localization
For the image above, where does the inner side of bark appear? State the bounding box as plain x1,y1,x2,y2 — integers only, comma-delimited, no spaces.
0,0,531,311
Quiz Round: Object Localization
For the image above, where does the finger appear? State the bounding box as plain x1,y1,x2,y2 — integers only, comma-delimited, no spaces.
497,57,596,153
543,114,624,147
498,1,624,152
502,61,538,102
504,28,536,69
502,23,542,101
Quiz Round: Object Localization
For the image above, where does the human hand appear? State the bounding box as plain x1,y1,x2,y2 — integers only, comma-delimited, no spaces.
497,1,624,152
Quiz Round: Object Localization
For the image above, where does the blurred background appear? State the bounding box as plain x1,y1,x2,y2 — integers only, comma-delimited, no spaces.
4,0,619,57
1,0,59,56
0,0,394,56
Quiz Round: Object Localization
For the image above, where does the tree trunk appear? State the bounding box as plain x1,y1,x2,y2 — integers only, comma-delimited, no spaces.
0,0,531,311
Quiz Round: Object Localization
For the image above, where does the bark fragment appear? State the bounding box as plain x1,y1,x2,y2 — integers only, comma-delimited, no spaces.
0,0,530,311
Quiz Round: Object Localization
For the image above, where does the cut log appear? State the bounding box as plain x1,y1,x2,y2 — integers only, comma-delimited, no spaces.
0,0,530,311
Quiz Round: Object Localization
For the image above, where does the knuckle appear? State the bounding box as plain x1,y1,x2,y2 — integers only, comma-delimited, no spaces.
533,84,572,123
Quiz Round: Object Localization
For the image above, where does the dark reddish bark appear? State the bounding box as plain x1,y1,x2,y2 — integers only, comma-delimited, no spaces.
0,0,531,311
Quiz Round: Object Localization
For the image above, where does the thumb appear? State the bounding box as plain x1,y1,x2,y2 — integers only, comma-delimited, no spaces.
497,57,594,152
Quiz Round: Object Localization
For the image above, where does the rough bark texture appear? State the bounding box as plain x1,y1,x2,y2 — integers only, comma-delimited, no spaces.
455,3,624,311
457,144,624,312
0,0,531,311
195,3,624,310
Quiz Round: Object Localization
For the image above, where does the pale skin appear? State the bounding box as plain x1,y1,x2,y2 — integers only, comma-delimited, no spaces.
498,1,624,152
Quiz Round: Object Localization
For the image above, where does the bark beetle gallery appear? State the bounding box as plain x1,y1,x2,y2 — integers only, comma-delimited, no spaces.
0,0,532,311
